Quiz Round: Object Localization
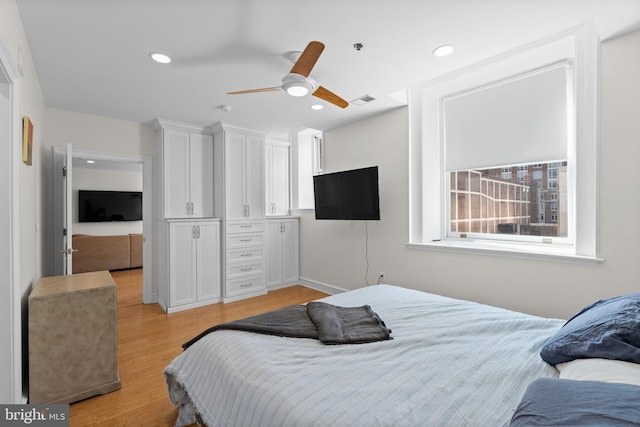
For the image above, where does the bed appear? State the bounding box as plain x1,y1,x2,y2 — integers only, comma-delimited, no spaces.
165,285,565,426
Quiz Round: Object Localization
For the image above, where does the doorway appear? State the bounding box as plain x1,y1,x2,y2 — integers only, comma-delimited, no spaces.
53,148,153,303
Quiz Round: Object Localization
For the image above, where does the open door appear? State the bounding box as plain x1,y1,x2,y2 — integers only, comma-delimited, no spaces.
52,144,75,275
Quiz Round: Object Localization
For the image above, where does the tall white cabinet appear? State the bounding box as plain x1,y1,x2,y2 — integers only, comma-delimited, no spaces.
154,119,221,313
213,122,268,302
266,218,299,289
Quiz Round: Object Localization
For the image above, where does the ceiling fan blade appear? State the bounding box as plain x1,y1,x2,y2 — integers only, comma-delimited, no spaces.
227,86,281,95
290,41,325,77
312,86,349,108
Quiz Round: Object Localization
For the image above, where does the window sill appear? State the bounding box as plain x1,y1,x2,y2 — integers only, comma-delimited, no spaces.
407,239,604,264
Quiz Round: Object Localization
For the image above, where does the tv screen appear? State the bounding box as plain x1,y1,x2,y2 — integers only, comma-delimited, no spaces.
313,166,380,220
78,190,143,222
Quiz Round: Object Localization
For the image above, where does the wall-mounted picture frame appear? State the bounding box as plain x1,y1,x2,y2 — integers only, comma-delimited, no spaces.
22,116,33,165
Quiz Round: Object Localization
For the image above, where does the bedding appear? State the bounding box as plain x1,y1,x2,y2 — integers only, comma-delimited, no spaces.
165,285,563,427
510,378,640,426
540,292,640,365
182,302,391,349
556,357,640,386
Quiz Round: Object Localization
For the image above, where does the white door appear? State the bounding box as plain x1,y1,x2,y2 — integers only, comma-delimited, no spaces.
281,219,299,283
52,144,74,275
245,134,265,219
163,129,190,218
169,222,197,306
189,133,214,218
225,131,247,219
272,144,290,216
265,220,283,287
196,221,221,300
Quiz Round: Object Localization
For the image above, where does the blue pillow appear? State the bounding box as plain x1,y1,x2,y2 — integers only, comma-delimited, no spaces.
540,293,640,365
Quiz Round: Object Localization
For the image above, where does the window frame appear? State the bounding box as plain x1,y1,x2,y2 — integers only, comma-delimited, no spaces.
407,24,601,262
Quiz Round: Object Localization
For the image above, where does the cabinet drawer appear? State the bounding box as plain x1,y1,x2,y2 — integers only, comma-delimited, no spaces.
227,247,264,263
227,261,264,279
227,221,264,234
226,232,264,248
227,275,266,296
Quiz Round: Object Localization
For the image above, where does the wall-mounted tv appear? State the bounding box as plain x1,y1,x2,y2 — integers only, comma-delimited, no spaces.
313,166,380,220
78,190,143,222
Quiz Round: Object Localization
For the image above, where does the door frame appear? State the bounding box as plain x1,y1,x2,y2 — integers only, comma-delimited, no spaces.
58,148,154,303
0,34,23,402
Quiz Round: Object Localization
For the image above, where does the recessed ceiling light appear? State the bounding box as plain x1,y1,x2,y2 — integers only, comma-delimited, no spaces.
86,160,95,164
310,104,323,110
150,52,171,64
433,45,455,57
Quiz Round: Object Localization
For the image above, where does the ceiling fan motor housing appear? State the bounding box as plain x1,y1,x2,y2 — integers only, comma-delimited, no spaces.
282,73,315,96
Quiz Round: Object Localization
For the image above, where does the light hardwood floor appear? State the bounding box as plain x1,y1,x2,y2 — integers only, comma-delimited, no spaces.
69,269,328,426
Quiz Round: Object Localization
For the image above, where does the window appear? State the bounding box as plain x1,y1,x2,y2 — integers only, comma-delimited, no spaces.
408,25,600,261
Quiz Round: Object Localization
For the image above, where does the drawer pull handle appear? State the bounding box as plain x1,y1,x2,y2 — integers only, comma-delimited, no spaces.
240,253,252,257
240,239,252,242
240,225,252,228
240,283,253,288
241,268,252,272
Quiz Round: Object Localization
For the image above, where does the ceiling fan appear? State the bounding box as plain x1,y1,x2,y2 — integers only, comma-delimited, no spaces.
227,41,349,109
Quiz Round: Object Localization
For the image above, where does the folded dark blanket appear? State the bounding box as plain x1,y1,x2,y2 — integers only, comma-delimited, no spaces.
182,302,391,350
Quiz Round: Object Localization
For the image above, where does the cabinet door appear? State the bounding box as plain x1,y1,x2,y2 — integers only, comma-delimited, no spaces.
265,221,283,287
271,145,290,216
225,131,247,219
169,222,197,306
281,219,299,283
245,134,265,218
189,133,214,218
163,130,191,218
196,221,221,300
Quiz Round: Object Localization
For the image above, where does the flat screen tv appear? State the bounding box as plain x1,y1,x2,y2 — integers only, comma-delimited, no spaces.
313,166,380,220
78,190,143,222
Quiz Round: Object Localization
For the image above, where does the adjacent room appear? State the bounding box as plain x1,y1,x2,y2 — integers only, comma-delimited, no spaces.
2,0,640,425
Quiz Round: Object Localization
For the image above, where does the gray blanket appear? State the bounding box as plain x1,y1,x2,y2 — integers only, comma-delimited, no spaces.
182,302,391,349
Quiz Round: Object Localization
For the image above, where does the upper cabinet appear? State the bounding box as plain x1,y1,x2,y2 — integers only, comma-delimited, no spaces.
213,123,266,220
265,140,290,216
154,119,214,219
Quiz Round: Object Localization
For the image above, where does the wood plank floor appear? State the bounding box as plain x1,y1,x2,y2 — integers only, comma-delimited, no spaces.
69,269,328,426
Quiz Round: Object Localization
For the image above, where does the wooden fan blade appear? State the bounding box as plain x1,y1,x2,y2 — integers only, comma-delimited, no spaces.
312,86,349,108
227,86,281,95
290,41,325,77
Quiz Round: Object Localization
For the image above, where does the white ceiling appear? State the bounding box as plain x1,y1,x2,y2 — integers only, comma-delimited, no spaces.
16,0,640,136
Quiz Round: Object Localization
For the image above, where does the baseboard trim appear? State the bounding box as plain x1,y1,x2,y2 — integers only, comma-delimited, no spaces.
298,277,347,295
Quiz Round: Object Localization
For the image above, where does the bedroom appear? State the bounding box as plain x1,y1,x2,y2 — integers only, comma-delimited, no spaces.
1,0,640,423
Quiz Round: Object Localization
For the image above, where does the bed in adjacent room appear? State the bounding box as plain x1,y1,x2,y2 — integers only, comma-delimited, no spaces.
165,285,566,426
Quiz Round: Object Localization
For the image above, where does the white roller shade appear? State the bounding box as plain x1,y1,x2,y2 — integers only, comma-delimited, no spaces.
444,64,569,171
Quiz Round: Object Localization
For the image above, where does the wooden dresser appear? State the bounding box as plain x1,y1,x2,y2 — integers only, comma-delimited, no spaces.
29,271,121,404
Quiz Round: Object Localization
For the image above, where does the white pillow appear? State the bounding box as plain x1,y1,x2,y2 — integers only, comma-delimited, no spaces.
556,358,640,386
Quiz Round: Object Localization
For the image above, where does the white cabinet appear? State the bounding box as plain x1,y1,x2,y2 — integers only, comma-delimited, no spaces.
160,219,221,313
265,141,290,216
156,120,214,219
213,123,268,302
266,218,299,289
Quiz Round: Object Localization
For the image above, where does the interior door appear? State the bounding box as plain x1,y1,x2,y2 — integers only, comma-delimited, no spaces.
52,144,74,275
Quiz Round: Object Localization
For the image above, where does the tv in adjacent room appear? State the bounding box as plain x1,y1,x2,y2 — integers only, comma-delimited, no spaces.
313,166,380,220
78,190,143,222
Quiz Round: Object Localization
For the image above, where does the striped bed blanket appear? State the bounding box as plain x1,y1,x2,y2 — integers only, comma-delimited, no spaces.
165,285,563,426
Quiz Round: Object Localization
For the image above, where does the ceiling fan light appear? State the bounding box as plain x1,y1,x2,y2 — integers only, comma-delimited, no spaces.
285,83,310,97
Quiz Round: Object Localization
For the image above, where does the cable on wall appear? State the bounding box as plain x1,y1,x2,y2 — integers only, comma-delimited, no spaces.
364,221,370,286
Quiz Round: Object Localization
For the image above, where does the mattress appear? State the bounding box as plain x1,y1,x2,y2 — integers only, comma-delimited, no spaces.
165,284,564,426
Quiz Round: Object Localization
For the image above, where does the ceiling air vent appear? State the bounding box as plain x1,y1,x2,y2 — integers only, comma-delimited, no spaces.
351,94,376,106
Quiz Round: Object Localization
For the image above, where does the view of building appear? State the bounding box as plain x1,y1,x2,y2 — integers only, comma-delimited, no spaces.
450,161,567,237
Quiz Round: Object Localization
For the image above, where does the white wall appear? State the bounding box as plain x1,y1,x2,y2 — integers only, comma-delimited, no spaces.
299,30,640,319
72,166,143,235
42,108,156,275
